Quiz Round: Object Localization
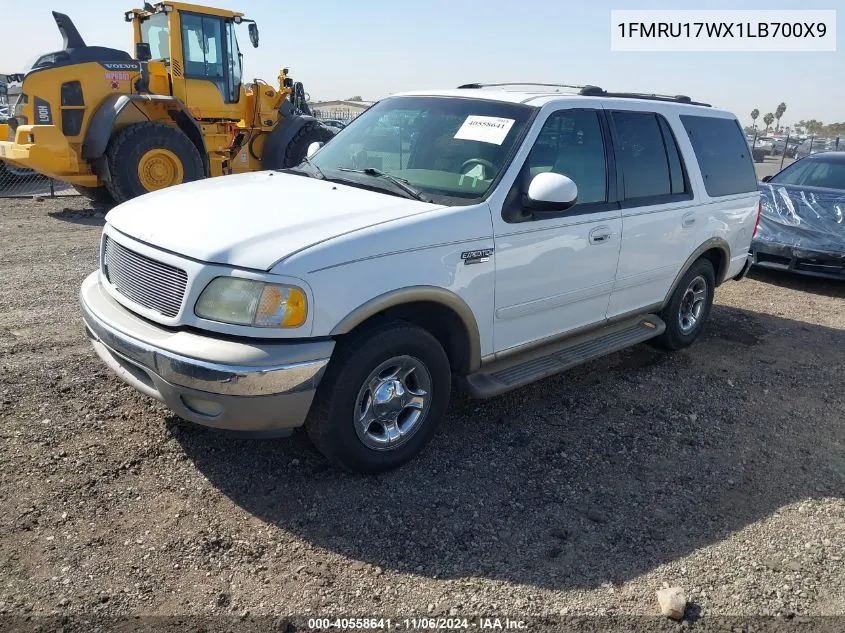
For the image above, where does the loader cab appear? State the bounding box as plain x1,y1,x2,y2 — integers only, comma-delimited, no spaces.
132,2,250,120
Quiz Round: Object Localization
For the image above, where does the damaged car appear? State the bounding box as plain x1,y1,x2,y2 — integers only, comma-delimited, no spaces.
752,152,845,279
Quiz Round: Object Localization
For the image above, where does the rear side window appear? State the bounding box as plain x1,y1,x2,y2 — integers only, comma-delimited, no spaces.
680,115,758,197
610,111,689,202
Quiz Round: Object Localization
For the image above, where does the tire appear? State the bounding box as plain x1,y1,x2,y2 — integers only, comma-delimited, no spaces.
306,321,452,474
653,258,716,351
263,120,336,170
104,122,205,203
72,185,115,207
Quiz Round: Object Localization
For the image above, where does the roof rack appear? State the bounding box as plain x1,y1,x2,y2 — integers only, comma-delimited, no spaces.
578,86,711,107
457,82,590,91
457,82,711,107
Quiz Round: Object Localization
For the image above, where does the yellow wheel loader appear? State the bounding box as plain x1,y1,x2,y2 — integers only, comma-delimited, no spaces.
0,3,336,203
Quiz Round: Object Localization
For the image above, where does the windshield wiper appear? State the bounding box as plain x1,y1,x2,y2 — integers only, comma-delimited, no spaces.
337,167,431,202
282,156,326,180
300,156,327,180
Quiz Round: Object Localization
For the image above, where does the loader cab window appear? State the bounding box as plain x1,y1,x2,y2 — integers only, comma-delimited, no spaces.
226,21,242,102
180,13,240,103
140,13,170,61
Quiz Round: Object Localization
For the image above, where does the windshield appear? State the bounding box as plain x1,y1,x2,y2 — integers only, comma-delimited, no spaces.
770,158,845,190
309,96,535,204
140,13,170,60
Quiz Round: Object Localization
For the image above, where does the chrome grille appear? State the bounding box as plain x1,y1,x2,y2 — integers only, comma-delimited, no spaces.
103,236,187,318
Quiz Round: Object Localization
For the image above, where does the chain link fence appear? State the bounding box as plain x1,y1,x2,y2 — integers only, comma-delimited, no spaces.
0,161,79,198
747,130,842,171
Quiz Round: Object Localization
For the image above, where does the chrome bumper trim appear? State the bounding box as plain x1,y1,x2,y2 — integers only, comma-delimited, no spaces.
80,278,330,398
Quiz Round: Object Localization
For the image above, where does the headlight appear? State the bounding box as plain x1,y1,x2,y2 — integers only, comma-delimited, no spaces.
195,278,307,328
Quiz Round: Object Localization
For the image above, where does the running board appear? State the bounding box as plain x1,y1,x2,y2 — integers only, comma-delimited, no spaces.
464,315,666,398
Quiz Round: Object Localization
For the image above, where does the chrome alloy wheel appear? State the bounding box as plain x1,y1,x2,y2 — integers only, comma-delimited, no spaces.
678,275,708,334
354,355,432,451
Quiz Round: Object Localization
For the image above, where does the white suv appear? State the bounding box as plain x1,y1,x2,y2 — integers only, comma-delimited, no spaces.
80,84,760,473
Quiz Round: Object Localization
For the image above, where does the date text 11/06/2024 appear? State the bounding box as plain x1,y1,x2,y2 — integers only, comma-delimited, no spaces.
307,618,528,630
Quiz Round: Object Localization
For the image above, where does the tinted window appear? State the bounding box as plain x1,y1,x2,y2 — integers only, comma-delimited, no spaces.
681,115,758,197
611,112,681,200
770,158,845,190
526,110,607,204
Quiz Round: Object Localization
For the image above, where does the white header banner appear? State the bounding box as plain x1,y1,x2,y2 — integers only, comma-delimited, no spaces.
611,10,837,52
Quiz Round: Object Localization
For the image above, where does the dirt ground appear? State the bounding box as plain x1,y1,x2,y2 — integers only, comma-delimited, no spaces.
0,195,843,631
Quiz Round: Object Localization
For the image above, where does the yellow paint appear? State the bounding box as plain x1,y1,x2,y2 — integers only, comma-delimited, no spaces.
137,147,184,190
1,1,300,195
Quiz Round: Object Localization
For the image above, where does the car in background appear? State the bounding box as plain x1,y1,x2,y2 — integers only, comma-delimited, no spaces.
772,137,799,158
795,138,838,159
752,152,845,279
747,137,768,163
755,136,775,153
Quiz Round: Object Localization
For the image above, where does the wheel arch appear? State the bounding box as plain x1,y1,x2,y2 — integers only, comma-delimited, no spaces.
662,238,731,309
330,287,483,374
82,94,209,176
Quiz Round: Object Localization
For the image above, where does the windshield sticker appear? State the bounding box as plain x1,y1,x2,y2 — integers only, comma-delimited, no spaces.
454,116,515,145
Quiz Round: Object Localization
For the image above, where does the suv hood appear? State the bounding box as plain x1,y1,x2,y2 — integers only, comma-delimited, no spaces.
105,171,440,271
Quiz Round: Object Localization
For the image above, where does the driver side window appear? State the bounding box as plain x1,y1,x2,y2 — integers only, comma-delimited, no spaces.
181,14,224,79
526,110,607,204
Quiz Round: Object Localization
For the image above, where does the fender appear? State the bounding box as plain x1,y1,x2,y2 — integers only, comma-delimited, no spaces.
261,100,316,169
662,237,731,307
81,94,208,174
330,286,483,372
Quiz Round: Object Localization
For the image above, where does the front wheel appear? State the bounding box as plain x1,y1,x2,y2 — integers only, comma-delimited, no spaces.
104,122,205,203
306,322,451,474
653,258,715,350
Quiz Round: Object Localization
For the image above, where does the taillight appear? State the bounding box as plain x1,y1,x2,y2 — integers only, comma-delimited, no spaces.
752,201,762,237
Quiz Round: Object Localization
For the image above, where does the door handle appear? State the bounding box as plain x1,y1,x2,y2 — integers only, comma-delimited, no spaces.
682,212,696,228
589,226,613,244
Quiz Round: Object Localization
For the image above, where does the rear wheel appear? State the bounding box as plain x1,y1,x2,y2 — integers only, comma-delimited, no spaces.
104,122,204,203
653,258,715,350
306,322,451,474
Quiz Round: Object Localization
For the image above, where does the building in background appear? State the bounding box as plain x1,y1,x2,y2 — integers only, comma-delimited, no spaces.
310,99,373,122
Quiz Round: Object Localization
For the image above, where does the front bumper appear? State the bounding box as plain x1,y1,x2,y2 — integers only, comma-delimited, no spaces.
80,272,334,434
751,240,845,280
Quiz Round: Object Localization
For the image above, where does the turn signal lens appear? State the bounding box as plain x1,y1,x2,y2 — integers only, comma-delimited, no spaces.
254,285,307,327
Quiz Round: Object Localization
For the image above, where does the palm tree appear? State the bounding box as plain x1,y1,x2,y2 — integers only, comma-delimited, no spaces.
763,113,774,133
774,102,787,133
805,119,823,136
751,109,760,130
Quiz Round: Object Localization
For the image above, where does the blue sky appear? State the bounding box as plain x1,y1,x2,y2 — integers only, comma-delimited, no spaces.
1,0,841,126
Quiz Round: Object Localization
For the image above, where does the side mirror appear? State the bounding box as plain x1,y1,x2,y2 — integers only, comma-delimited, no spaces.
525,172,578,212
761,175,772,183
306,141,323,159
248,23,259,48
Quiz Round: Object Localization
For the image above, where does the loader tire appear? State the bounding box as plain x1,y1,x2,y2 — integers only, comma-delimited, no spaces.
283,121,336,168
104,122,204,203
72,185,115,207
264,121,336,170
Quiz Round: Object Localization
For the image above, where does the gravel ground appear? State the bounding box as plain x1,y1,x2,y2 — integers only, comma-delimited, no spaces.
0,195,843,630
